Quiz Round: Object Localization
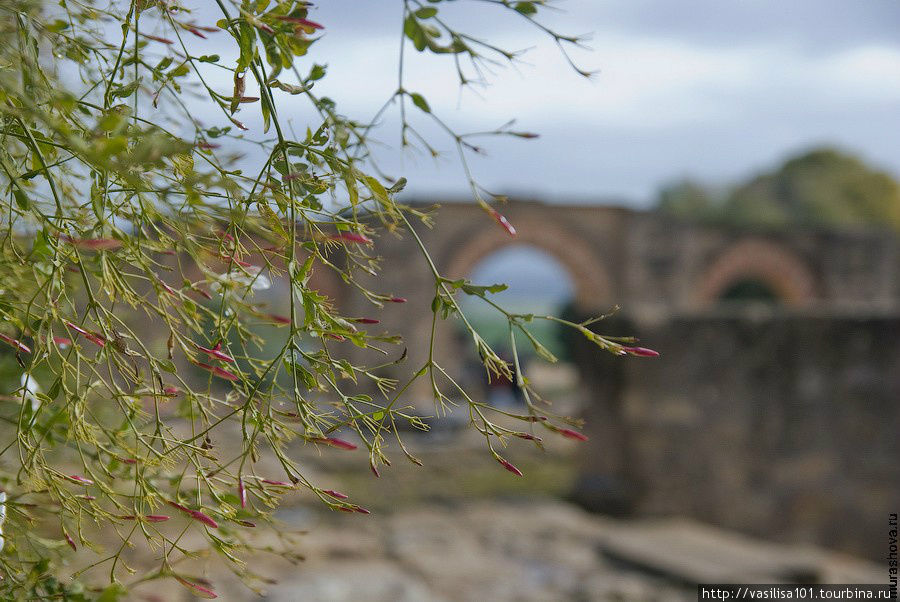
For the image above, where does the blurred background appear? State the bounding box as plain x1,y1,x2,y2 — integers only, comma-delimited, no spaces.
221,1,899,599
5,0,900,599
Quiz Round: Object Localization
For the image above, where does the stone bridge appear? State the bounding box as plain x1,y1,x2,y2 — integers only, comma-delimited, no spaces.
338,199,900,379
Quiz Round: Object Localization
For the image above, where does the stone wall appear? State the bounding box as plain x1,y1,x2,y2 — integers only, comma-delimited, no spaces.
570,311,900,560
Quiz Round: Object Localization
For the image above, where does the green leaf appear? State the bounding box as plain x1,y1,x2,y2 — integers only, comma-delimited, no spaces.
514,2,538,16
415,7,438,19
410,92,431,113
308,64,327,81
97,584,127,602
110,81,139,99
403,16,427,51
13,187,29,210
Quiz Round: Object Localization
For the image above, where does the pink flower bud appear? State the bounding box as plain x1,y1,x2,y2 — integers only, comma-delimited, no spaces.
64,530,77,551
621,346,660,357
64,321,105,346
313,437,357,451
558,428,589,442
119,457,139,464
260,479,292,487
325,333,346,341
143,34,174,44
193,341,235,363
66,474,94,485
237,477,246,508
389,297,407,303
354,506,371,515
497,457,523,477
487,208,517,237
174,575,218,599
370,463,380,478
328,232,373,245
163,386,180,396
167,501,218,529
192,361,240,381
197,141,220,151
0,333,30,354
276,16,325,29
322,489,349,500
514,432,542,442
146,515,170,522
52,336,72,347
268,314,292,325
353,318,380,324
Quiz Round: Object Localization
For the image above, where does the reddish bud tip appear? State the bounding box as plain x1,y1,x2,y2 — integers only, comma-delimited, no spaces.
354,506,371,515
0,333,30,354
328,232,373,245
146,515,170,522
143,34,174,44
389,297,407,303
313,437,357,451
174,575,218,599
322,489,349,500
52,336,72,347
168,501,218,529
238,478,246,509
260,479,292,487
353,318,380,324
622,346,660,357
193,342,235,363
64,531,77,551
488,208,517,237
235,520,256,527
67,474,94,485
558,428,589,442
268,314,292,325
193,361,240,381
497,457,523,477
163,386,180,396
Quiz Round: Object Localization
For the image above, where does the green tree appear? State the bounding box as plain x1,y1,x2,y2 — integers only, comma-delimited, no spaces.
725,147,900,230
658,147,900,231
0,1,645,598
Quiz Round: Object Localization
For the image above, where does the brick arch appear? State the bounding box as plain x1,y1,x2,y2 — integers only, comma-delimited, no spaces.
441,212,613,311
695,239,818,307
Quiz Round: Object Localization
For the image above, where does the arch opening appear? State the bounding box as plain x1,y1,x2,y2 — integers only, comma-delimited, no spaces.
455,244,581,409
717,278,781,305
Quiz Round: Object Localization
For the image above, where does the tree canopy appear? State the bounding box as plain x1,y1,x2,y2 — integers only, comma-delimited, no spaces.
0,1,646,598
658,148,900,232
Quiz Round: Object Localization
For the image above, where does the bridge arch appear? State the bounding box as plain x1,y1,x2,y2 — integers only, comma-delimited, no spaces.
441,213,614,311
694,238,818,307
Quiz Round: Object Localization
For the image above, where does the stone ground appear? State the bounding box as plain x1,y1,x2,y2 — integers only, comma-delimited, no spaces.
132,498,697,601
129,496,883,601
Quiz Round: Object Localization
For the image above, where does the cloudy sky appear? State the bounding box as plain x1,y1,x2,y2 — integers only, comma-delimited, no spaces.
226,0,900,207
184,1,900,206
